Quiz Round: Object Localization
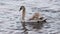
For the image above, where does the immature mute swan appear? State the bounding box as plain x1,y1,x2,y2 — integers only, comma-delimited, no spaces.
19,6,46,22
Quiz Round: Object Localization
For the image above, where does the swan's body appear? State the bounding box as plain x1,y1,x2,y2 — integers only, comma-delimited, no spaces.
19,6,46,22
29,12,42,20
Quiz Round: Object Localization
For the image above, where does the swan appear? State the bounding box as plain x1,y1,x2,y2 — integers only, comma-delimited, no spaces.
19,6,46,23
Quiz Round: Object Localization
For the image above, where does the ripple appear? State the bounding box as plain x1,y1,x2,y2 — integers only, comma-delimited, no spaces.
0,29,7,32
16,21,20,23
0,3,6,5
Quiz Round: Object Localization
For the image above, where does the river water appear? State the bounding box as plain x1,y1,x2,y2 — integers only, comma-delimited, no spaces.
0,0,60,34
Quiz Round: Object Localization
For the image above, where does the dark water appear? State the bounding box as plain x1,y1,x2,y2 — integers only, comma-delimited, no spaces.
0,0,60,34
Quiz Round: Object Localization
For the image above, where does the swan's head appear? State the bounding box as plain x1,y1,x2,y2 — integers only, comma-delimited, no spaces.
19,6,25,11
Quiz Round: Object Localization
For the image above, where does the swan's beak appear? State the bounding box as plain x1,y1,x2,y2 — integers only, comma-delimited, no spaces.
19,9,20,11
19,7,22,11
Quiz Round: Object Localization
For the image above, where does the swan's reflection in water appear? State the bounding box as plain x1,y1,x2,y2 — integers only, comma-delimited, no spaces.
33,22,43,29
21,21,46,34
21,22,28,34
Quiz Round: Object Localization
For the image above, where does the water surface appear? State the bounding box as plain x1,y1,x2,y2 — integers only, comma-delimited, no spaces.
0,0,60,34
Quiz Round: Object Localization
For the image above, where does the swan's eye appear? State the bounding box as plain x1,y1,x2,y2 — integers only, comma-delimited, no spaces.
20,7,22,10
19,7,22,11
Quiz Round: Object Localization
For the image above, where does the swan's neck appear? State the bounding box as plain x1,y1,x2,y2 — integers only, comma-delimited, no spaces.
22,8,25,20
